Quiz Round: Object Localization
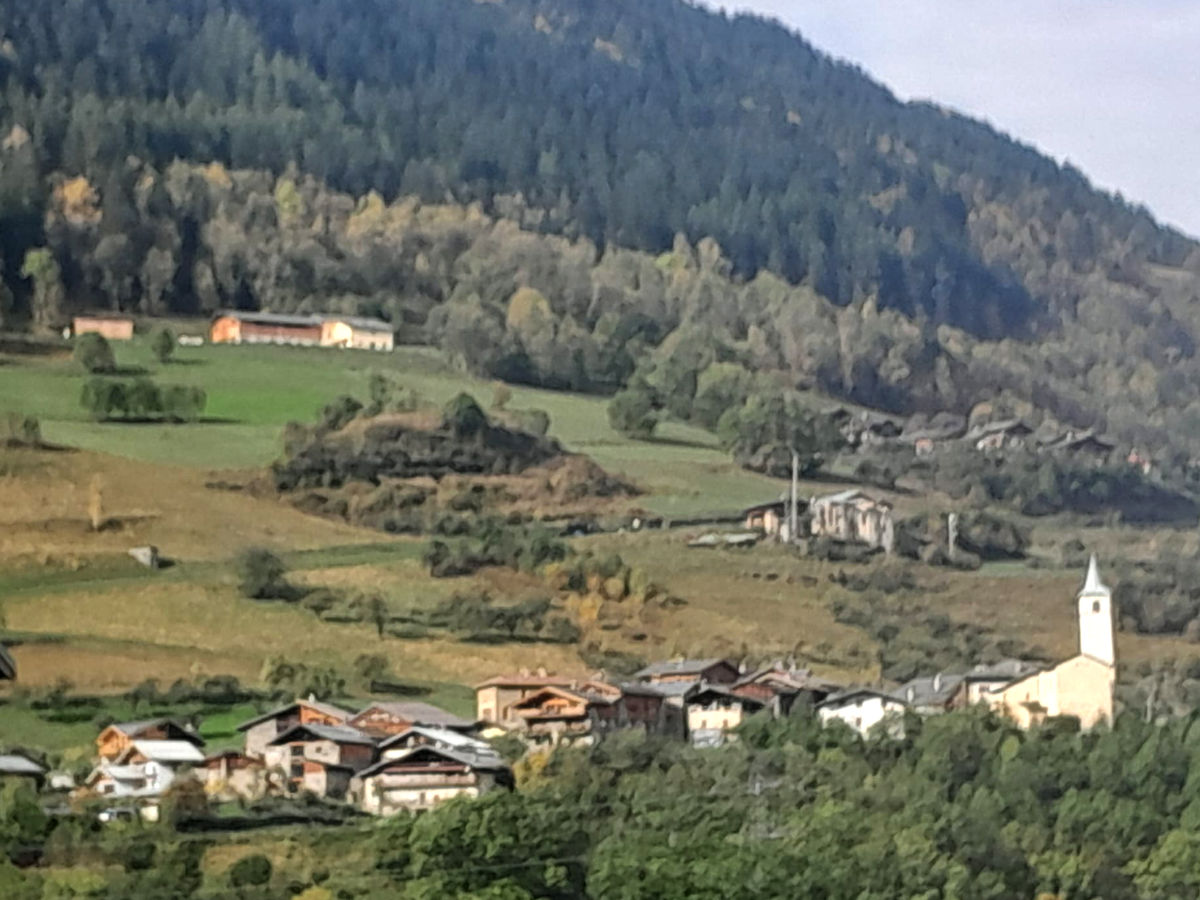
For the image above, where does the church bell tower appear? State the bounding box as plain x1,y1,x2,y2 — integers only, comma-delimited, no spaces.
1078,555,1115,666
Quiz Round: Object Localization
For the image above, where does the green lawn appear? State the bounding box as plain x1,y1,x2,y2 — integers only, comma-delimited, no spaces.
0,334,781,514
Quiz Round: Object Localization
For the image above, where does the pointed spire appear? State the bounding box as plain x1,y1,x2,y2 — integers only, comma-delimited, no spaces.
1083,554,1106,593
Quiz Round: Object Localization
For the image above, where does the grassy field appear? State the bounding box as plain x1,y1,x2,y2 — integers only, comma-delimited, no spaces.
0,336,781,516
2,331,1195,759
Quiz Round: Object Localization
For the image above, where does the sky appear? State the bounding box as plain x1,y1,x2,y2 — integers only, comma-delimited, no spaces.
714,1,1200,237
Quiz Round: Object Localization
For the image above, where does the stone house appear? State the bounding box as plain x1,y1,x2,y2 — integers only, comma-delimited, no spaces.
731,666,841,717
197,751,266,802
238,698,354,762
86,740,205,800
810,489,895,554
266,723,377,799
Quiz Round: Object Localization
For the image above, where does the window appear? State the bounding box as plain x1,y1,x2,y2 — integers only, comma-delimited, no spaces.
290,745,303,756
854,717,862,728
1092,601,1101,613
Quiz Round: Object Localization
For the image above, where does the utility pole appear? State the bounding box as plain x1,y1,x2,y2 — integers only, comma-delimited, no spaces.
790,449,799,544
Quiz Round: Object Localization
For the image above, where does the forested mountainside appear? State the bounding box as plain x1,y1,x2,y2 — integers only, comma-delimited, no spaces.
2,0,1200,452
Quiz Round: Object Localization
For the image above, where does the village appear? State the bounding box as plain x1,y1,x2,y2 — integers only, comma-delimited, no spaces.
0,557,1117,825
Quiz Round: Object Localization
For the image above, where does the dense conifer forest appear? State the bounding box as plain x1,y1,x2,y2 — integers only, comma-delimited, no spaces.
3,0,1200,454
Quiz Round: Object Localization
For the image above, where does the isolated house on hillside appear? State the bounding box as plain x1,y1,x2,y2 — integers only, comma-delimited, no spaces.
72,314,134,341
353,744,512,816
475,672,581,728
238,698,354,761
349,702,475,738
96,719,204,762
743,500,788,538
810,490,895,554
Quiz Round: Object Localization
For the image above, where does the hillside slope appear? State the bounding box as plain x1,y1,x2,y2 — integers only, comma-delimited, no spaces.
1,0,1199,452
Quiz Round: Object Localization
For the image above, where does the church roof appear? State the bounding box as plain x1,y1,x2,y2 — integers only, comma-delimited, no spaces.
1082,555,1108,593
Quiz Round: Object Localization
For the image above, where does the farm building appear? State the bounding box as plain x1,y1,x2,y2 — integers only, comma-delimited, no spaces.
211,311,394,349
210,311,323,346
237,697,354,762
320,316,395,351
72,315,134,340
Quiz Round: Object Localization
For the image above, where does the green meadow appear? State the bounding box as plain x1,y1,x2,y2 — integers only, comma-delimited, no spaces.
0,335,781,515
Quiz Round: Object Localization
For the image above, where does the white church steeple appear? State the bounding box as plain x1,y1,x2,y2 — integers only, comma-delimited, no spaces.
1078,555,1115,666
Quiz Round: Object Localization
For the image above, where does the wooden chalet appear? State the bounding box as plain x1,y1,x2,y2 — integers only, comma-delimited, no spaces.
474,672,580,727
731,666,841,716
96,718,205,762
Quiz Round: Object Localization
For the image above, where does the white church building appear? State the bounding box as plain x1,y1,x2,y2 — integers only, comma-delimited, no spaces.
986,556,1117,729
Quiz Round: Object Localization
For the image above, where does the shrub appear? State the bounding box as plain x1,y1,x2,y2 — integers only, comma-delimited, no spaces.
151,327,175,363
235,548,289,599
607,386,658,439
73,332,115,373
229,854,273,888
443,392,488,437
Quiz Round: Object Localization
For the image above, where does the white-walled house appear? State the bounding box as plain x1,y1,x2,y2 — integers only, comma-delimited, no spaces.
817,688,908,737
85,739,205,803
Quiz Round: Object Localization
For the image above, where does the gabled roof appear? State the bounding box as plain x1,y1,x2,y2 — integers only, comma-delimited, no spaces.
352,701,475,730
685,685,767,710
733,666,841,693
742,499,788,516
378,726,494,754
356,743,508,779
818,687,908,709
105,718,205,746
966,419,1034,442
511,686,593,710
237,699,354,731
474,674,578,689
269,723,376,747
813,489,892,509
962,659,1045,683
897,674,965,708
87,763,151,787
0,644,13,680
633,658,735,680
214,310,322,327
121,740,206,765
0,754,44,777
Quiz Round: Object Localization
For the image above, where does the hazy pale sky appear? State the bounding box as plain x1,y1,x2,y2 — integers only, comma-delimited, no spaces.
716,1,1200,237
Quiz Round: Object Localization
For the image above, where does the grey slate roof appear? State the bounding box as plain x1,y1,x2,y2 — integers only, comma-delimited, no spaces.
684,684,767,710
269,723,377,747
109,718,204,745
818,687,908,709
356,743,508,779
0,754,44,777
963,659,1044,682
633,658,734,680
897,674,965,709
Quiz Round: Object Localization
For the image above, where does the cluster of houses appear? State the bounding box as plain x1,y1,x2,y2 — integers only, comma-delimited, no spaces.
0,560,1117,821
833,407,1119,463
